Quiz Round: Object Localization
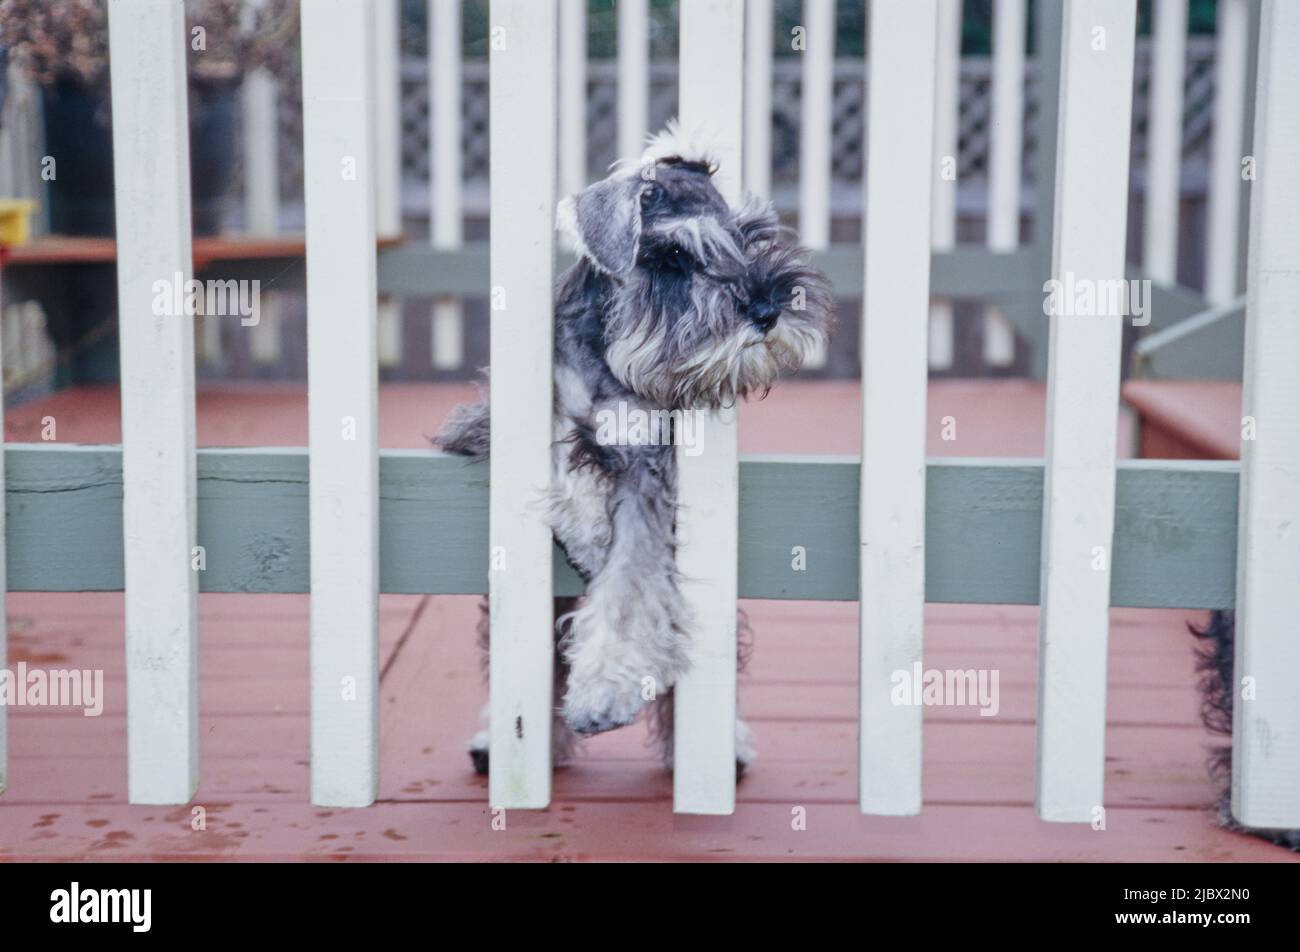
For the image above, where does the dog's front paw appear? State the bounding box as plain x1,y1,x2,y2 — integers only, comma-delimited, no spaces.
467,728,490,775
562,677,650,735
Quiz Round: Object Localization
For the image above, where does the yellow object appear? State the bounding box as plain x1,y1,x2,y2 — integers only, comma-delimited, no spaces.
0,199,39,246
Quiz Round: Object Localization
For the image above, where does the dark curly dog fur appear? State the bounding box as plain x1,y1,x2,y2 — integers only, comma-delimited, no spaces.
1191,610,1300,851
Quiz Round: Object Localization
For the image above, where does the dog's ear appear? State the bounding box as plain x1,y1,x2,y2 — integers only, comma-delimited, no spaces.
557,173,651,277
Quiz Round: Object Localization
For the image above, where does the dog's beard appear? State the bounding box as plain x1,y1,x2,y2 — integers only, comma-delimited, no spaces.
605,303,826,410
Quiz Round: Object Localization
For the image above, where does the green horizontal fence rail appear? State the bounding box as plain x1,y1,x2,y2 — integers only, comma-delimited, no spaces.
4,444,1237,608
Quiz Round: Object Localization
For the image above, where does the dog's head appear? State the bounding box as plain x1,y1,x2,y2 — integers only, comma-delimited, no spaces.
558,123,834,410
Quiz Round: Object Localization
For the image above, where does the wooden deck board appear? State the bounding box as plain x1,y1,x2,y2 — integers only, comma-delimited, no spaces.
0,381,1288,861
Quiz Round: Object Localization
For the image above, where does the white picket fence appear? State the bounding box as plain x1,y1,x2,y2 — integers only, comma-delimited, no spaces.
1,0,1297,829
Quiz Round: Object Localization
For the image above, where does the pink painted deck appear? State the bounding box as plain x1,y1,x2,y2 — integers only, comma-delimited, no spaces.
1,381,1292,862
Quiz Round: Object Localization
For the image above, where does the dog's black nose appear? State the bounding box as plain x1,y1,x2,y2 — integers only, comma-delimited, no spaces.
750,302,781,334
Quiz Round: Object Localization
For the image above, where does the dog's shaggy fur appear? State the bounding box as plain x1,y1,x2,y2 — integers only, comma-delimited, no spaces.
439,124,833,776
1191,610,1300,851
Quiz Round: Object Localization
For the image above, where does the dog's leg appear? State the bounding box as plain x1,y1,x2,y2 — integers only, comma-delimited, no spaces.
560,452,692,735
648,609,756,780
467,596,583,774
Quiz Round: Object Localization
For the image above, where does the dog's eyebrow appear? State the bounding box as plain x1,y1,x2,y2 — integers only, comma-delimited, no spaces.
657,156,716,176
645,216,744,264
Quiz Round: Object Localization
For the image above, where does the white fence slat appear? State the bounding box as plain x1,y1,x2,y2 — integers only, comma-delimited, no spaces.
984,0,1025,366
1143,0,1187,286
1035,0,1136,823
107,0,199,805
1205,0,1248,306
1232,0,1300,830
302,0,380,808
430,0,464,370
929,0,961,372
559,0,588,198
673,0,744,816
858,0,937,817
488,0,557,810
743,0,773,197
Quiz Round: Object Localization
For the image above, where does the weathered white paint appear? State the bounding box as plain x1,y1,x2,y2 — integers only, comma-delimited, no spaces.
1205,0,1248,306
1143,0,1187,286
673,0,744,816
1035,0,1136,823
488,0,557,810
107,0,199,805
559,0,588,199
1232,0,1300,830
743,0,773,197
241,0,280,364
301,0,380,808
618,0,649,160
859,0,938,816
430,0,464,371
929,0,961,372
984,0,1025,367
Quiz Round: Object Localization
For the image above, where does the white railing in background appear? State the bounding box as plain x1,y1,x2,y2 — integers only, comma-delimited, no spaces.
617,0,649,163
798,0,832,370
487,0,557,810
1232,0,1300,830
742,0,773,198
1035,0,1136,822
559,0,590,198
430,0,465,371
241,0,282,367
929,0,961,372
983,0,1024,367
107,0,200,805
191,0,1264,382
672,0,745,816
1144,0,1188,286
1204,0,1248,306
858,0,937,817
374,0,405,368
301,0,380,808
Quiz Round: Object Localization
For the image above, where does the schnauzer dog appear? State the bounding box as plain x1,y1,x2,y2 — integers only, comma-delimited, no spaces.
1192,611,1300,851
437,124,833,777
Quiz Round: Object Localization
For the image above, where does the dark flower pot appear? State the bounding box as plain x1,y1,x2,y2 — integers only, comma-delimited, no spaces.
39,72,242,237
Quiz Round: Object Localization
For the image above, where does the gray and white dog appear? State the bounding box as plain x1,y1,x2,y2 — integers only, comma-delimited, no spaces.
437,125,833,776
